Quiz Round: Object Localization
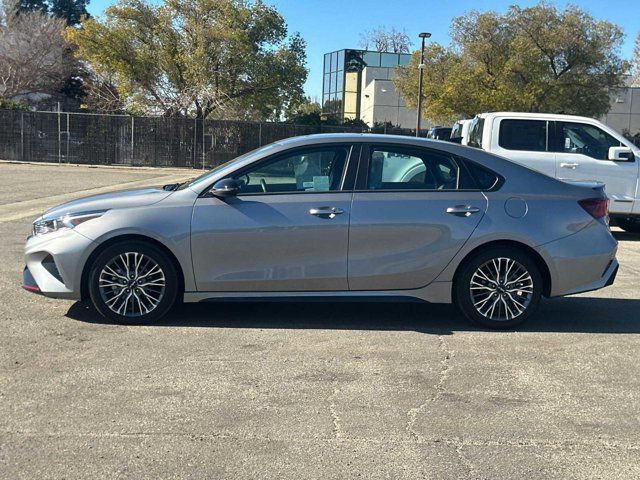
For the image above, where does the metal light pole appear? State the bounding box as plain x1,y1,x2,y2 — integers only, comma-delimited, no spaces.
416,32,431,137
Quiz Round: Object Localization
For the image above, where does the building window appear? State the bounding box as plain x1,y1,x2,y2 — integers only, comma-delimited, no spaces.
362,51,380,67
380,52,399,68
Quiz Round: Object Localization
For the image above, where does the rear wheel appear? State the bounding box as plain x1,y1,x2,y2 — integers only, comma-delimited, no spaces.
88,241,178,324
616,218,640,234
455,247,542,329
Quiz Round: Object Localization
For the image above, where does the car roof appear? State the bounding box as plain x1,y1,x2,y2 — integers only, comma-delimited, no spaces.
476,111,598,123
272,133,454,149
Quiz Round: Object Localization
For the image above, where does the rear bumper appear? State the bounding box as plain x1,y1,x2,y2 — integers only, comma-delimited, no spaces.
536,220,618,297
561,258,618,296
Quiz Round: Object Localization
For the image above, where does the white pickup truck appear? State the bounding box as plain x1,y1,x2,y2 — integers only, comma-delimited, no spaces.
464,112,640,232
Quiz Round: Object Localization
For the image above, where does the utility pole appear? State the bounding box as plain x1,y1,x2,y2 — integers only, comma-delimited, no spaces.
416,32,431,137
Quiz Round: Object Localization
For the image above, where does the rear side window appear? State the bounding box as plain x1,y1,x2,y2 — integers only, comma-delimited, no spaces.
366,147,476,191
498,119,547,152
467,117,484,148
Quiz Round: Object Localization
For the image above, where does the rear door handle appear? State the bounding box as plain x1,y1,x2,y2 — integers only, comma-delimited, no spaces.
446,205,481,217
560,162,579,169
309,206,344,219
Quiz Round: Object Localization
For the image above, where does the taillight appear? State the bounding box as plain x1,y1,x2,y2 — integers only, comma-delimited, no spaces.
578,198,609,220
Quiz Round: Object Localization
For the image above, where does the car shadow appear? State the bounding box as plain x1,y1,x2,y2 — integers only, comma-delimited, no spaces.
66,296,640,334
613,231,640,242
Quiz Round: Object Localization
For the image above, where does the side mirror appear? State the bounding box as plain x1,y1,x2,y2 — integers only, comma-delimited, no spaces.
608,146,634,162
210,178,240,197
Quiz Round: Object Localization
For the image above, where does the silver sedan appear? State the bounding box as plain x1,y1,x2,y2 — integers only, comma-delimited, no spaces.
23,134,618,328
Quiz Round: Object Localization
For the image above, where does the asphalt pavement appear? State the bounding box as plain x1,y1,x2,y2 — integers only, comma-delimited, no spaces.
1,162,639,479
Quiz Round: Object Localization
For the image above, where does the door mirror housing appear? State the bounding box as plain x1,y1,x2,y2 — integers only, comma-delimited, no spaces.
608,146,634,162
210,178,240,197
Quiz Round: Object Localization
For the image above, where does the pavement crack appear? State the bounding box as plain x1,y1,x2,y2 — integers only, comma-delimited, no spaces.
406,334,454,443
454,440,480,479
328,387,343,439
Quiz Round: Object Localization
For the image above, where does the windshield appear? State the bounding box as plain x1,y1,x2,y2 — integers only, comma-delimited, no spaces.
180,143,279,189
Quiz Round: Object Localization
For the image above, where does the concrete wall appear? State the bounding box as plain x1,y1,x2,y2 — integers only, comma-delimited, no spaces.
359,67,429,129
601,87,640,136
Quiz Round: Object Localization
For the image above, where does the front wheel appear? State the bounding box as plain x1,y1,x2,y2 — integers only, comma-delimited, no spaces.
88,241,179,324
455,247,542,329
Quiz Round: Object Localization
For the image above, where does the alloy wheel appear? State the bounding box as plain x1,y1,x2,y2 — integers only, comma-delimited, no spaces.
469,257,534,322
98,252,166,317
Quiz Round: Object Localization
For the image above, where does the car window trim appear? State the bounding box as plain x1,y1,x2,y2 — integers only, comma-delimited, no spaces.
200,143,358,197
355,143,492,193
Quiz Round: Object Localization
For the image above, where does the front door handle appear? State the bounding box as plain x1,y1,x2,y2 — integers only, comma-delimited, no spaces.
446,205,481,217
309,206,345,219
560,162,579,169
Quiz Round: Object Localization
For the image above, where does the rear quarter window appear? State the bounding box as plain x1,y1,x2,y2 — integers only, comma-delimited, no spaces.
463,160,501,190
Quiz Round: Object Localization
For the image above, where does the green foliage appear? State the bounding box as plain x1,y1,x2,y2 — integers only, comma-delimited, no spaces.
17,0,89,26
370,121,400,133
394,2,629,123
66,0,308,119
284,97,322,125
0,98,29,110
341,118,369,129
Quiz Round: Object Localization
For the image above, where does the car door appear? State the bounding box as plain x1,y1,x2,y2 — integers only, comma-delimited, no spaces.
491,118,557,177
348,144,488,291
190,144,357,292
552,121,638,214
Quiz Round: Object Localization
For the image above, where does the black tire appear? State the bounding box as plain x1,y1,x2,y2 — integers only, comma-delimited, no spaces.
454,246,543,329
616,218,640,234
88,241,179,324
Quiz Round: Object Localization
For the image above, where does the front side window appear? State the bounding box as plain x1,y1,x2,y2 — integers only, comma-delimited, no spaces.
498,119,547,152
233,146,350,194
366,147,476,191
553,122,622,160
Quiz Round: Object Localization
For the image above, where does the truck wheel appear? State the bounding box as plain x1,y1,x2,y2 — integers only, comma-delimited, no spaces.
616,218,640,234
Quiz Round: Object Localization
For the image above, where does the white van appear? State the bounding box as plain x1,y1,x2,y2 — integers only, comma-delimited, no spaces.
465,112,640,232
450,119,472,145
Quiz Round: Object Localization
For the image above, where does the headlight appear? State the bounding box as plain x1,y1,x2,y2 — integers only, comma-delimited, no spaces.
32,210,107,237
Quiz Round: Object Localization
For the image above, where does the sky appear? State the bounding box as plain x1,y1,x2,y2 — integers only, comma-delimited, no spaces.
87,0,640,100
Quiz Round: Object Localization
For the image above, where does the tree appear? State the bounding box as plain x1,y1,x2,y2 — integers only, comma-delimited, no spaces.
16,0,89,26
50,0,89,26
394,2,629,123
285,96,321,125
16,0,48,13
66,0,308,119
0,2,74,102
633,32,640,87
359,26,411,53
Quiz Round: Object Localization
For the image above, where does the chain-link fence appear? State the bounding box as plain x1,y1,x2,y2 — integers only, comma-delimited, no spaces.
0,109,407,169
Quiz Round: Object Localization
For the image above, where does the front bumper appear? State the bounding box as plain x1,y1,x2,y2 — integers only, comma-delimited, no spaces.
23,228,94,300
22,266,42,294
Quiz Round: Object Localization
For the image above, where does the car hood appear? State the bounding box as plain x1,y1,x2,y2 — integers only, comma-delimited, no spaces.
40,187,173,220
